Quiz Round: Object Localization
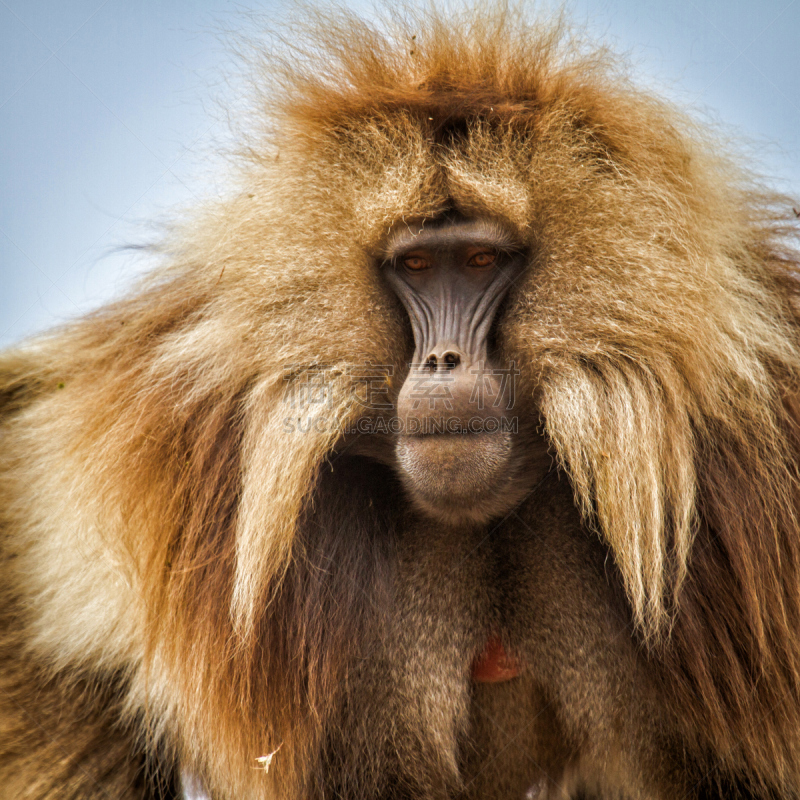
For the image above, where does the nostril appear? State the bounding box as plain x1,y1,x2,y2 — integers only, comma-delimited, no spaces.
425,355,438,372
443,352,460,369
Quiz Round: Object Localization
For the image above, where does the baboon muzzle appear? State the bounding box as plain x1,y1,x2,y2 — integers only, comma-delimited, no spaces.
385,249,517,434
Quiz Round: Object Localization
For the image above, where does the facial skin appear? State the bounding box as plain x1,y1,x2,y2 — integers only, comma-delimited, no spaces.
379,216,544,526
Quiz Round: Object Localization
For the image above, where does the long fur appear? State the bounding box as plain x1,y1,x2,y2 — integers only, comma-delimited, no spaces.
1,4,799,798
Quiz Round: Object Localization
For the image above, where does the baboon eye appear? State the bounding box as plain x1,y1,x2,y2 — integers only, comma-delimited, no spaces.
402,255,430,272
468,251,496,268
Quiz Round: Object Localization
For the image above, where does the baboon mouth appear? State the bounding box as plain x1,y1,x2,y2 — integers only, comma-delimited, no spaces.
394,431,518,523
396,431,512,485
406,428,504,437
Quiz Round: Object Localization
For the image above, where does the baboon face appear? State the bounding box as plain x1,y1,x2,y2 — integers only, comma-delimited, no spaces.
379,215,541,526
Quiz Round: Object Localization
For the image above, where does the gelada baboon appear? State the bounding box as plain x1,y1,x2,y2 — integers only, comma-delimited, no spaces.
2,5,800,799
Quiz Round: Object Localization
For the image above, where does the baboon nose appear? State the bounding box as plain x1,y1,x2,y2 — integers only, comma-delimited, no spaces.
424,349,463,372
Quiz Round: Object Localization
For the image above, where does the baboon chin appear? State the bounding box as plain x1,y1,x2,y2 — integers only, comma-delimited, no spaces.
2,5,800,800
394,429,522,525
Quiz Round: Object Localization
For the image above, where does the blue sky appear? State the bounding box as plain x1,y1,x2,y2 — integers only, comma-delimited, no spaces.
1,0,798,348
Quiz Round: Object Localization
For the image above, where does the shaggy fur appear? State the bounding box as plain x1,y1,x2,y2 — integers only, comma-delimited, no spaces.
1,4,800,798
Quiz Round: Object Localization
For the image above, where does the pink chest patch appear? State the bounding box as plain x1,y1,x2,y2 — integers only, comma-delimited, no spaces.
471,635,521,683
